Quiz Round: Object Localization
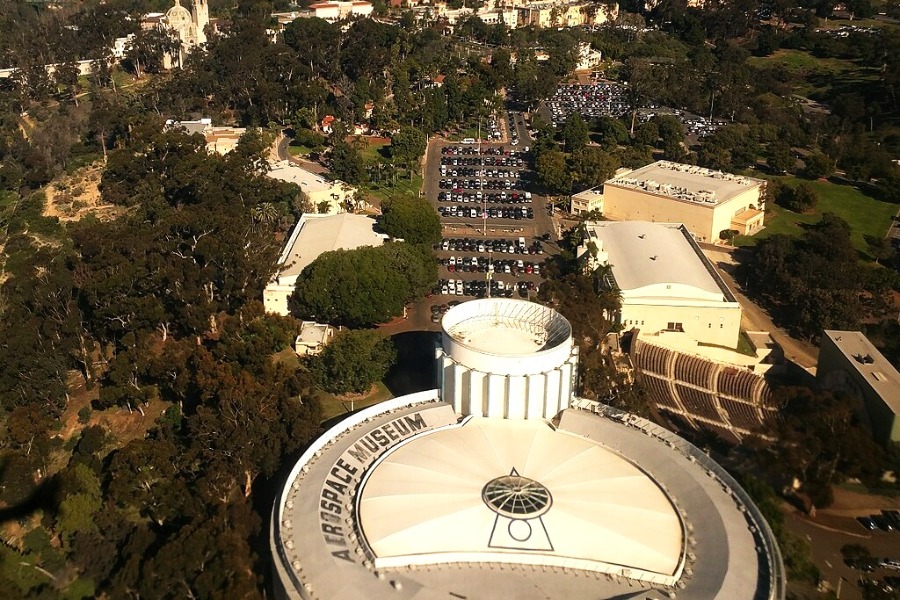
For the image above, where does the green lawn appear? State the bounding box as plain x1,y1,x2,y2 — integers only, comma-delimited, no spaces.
448,126,482,142
367,174,423,205
288,142,313,156
357,138,391,163
316,381,393,422
745,49,876,99
735,176,896,259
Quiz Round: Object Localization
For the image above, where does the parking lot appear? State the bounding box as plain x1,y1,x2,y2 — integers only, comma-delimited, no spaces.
423,137,558,318
541,82,631,125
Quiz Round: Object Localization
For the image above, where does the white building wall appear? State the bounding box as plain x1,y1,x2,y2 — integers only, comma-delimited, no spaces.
435,347,578,421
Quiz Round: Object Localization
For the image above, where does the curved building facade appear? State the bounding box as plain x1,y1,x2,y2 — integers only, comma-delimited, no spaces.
270,298,784,600
436,299,579,420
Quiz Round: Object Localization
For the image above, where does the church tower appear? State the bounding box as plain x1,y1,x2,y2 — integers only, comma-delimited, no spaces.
192,0,209,46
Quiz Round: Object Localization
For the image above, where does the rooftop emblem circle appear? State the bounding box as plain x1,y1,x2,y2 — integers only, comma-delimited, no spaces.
482,474,552,518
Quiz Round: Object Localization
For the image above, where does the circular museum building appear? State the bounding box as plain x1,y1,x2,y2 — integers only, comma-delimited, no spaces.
270,299,785,600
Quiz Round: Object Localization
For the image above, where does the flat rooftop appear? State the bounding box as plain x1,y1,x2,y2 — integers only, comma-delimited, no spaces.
587,221,734,300
822,330,900,411
606,161,763,206
276,213,386,280
267,161,343,194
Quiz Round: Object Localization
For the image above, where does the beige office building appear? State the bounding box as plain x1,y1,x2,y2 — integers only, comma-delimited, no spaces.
579,221,742,348
602,161,765,243
817,330,900,446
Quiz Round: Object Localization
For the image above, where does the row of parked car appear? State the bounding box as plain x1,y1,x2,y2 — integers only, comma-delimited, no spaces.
439,206,534,219
857,510,900,532
442,145,521,156
439,179,523,190
438,278,538,298
440,156,526,167
440,237,544,254
439,191,532,204
440,168,523,179
441,256,543,276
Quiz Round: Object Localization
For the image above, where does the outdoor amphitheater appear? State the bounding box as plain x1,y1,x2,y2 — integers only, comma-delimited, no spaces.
270,299,785,600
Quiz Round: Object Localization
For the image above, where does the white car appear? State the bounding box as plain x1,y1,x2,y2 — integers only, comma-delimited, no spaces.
455,280,464,295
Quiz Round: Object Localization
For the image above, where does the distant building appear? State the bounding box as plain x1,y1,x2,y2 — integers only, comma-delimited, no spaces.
602,161,766,244
277,1,374,23
295,321,336,356
519,0,618,28
142,0,212,68
574,42,602,72
266,161,357,215
165,118,246,154
578,221,742,348
817,330,900,446
263,213,388,316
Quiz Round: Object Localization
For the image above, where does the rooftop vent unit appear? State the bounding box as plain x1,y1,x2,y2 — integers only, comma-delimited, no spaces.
854,353,875,365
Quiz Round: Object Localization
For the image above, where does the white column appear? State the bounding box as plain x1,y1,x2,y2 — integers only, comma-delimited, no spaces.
544,370,561,418
451,362,466,415
506,375,526,420
467,369,486,417
486,374,507,418
526,374,546,420
558,362,573,413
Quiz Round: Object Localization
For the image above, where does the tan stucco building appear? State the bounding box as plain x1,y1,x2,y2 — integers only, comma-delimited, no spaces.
579,221,742,348
602,161,765,244
817,330,900,446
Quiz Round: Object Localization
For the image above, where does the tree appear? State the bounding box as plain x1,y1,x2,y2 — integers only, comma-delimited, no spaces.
802,153,835,180
290,244,436,327
767,141,795,174
310,329,397,394
380,195,441,245
390,126,427,175
568,147,618,192
789,182,819,212
561,112,589,153
535,150,572,195
592,116,629,149
331,140,367,185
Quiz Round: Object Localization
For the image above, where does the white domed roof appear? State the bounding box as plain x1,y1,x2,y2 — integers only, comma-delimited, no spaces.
359,417,684,579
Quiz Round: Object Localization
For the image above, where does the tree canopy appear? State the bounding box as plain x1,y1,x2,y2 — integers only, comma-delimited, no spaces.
290,243,437,327
380,195,442,245
311,329,397,394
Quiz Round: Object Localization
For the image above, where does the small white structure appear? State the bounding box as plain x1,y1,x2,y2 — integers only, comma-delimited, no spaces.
570,186,604,215
263,213,388,316
436,299,578,420
266,161,357,215
294,321,335,356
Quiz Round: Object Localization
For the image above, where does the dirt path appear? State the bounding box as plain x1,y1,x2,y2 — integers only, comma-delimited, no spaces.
42,162,125,222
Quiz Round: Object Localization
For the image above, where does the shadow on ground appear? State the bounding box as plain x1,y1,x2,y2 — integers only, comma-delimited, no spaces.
385,331,440,397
